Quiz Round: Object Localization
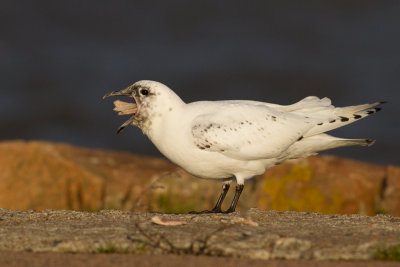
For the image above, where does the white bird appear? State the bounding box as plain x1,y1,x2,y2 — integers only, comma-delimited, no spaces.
103,80,384,213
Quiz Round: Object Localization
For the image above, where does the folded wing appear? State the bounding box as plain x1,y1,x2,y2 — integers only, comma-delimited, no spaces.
190,103,313,160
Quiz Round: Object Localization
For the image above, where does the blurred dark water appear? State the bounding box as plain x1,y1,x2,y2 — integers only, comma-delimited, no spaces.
1,1,399,165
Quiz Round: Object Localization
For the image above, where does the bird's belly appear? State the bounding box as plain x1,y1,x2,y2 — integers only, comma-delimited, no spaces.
160,144,274,180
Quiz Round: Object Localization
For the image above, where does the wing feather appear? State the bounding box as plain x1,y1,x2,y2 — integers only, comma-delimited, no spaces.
190,103,313,160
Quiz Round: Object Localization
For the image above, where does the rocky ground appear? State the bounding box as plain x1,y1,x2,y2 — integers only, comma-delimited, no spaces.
1,253,400,267
0,208,399,263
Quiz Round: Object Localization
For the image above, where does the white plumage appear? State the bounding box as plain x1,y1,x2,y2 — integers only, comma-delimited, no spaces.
104,80,384,213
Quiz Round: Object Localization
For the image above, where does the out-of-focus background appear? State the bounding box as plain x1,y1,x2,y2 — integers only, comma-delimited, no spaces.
1,1,399,215
1,1,399,164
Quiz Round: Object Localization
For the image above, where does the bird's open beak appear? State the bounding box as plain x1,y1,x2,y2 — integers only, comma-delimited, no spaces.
103,89,140,134
103,87,132,99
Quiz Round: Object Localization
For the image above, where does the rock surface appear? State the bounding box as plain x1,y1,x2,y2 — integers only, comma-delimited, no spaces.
0,140,399,215
0,208,399,261
2,253,400,267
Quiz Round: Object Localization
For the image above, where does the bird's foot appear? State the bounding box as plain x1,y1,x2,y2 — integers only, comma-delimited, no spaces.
189,207,223,214
189,207,237,214
221,207,235,214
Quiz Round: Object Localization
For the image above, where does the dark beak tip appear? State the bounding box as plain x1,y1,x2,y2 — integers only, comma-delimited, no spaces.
103,92,114,99
116,127,123,135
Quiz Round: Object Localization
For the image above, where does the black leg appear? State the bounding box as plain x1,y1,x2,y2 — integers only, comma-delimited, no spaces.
210,183,230,212
190,183,231,214
223,184,244,213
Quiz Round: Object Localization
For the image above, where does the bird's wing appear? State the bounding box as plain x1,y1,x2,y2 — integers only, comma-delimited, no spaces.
224,96,333,113
190,102,314,161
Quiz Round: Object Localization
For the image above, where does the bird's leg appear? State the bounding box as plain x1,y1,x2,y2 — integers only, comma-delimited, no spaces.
210,182,230,213
189,181,231,214
223,184,244,213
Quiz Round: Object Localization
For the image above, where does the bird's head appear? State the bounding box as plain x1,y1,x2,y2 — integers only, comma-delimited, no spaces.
103,80,184,134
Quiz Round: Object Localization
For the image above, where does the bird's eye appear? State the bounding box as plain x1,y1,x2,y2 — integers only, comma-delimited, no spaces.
140,89,149,96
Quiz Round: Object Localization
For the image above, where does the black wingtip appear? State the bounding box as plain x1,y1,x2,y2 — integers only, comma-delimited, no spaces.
365,139,376,146
366,107,382,114
379,101,388,105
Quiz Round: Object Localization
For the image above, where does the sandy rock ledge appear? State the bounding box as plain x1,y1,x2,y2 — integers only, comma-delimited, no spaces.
0,208,399,260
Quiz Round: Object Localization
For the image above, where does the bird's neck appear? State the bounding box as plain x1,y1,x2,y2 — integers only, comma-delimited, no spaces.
138,95,186,140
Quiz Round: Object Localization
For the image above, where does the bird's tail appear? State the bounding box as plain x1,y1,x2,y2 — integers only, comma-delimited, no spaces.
279,133,375,160
303,101,386,137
